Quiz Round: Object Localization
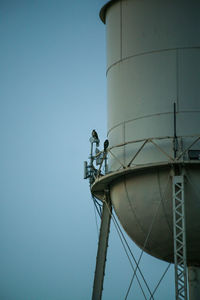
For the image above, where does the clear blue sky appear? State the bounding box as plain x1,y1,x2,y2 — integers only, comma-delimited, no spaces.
0,1,175,299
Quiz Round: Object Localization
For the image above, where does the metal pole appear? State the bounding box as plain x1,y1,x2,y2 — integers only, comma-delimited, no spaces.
173,102,178,159
104,152,108,174
92,191,112,300
172,175,188,300
188,266,200,300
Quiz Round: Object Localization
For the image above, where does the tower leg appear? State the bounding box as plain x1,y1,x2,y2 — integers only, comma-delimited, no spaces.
188,266,200,300
92,191,112,300
172,175,188,300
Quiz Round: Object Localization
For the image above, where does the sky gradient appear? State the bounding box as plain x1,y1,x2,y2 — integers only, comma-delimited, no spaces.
1,1,175,299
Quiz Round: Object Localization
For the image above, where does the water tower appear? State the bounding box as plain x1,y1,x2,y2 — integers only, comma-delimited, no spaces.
85,1,200,299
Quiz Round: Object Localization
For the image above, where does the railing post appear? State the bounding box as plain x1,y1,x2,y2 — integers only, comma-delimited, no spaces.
92,190,112,300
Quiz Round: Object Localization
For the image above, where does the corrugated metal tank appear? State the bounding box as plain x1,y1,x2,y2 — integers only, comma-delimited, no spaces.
99,0,200,264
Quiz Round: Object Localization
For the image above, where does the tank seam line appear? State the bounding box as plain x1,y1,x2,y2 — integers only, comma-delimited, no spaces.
106,46,200,76
108,110,200,135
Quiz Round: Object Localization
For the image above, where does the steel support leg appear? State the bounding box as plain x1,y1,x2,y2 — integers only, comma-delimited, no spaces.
92,191,112,300
172,175,188,300
188,266,200,300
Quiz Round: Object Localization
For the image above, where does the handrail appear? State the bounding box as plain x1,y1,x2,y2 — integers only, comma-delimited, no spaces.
93,134,200,180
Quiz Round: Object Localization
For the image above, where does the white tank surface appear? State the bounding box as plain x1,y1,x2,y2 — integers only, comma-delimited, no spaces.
92,0,200,265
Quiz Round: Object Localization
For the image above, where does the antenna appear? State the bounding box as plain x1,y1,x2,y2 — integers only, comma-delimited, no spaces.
173,102,178,159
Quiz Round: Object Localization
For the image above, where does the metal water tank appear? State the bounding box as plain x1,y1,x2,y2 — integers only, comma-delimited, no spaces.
92,0,200,265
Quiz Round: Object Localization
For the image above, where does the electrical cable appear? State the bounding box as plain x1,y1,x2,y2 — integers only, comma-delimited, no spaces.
93,200,99,238
91,194,104,238
91,195,102,218
94,198,103,214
